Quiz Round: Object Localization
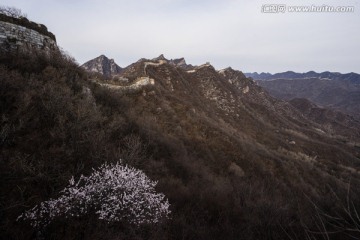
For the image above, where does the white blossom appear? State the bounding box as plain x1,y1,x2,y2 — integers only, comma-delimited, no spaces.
17,161,171,228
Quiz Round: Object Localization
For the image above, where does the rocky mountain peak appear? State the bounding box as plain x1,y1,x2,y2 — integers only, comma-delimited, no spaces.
218,67,247,81
169,57,194,70
171,57,185,64
170,57,185,66
148,55,193,70
81,55,123,78
152,54,167,62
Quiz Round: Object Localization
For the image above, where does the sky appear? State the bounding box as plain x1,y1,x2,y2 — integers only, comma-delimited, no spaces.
1,0,360,73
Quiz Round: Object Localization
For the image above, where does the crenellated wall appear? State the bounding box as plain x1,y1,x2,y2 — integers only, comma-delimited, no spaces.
0,20,57,52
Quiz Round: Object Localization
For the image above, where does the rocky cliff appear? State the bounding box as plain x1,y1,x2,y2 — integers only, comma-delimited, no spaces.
0,13,57,52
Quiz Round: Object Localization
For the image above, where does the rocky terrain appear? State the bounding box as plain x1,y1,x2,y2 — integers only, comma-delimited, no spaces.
0,13,57,52
81,54,123,78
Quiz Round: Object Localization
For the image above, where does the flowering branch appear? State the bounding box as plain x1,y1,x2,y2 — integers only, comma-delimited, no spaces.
18,161,170,228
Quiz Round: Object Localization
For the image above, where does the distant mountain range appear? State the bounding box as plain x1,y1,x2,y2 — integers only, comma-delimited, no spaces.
245,71,360,84
244,71,360,118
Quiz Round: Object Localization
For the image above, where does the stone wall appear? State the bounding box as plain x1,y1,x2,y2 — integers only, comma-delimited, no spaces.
0,20,57,52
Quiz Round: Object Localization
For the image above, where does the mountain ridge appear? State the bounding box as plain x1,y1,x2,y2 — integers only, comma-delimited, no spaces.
244,71,360,118
245,71,360,83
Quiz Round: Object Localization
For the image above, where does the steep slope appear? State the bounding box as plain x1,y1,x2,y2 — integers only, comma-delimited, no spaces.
81,54,122,77
95,56,360,183
2,49,360,240
93,56,360,224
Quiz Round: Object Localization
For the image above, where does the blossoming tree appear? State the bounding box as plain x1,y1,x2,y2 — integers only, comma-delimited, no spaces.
18,161,170,228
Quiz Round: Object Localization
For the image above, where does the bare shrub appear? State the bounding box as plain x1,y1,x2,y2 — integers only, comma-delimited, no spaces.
0,6,27,18
121,134,148,167
304,182,360,239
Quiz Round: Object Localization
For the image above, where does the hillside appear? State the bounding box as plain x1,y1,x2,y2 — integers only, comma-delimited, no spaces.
289,98,360,139
2,47,360,239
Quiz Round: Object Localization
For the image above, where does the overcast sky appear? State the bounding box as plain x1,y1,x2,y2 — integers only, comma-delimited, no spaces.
2,0,359,73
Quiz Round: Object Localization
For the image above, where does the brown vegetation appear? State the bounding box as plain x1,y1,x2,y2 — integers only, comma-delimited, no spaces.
1,49,360,240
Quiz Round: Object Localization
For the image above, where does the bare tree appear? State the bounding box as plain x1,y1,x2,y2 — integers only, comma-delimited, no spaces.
0,6,27,19
303,182,360,239
121,134,148,167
